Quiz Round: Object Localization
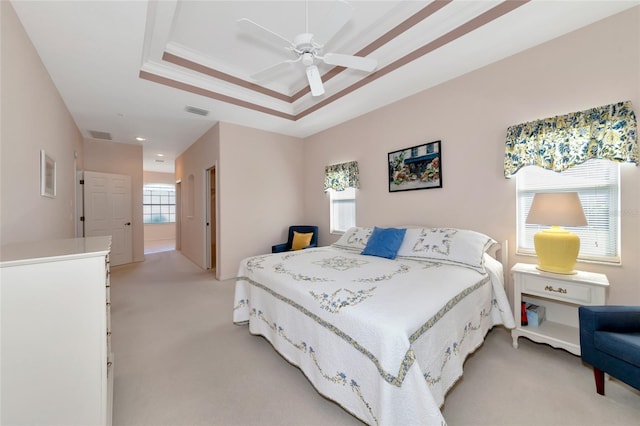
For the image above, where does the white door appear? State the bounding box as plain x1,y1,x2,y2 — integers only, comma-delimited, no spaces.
83,171,133,266
76,170,84,237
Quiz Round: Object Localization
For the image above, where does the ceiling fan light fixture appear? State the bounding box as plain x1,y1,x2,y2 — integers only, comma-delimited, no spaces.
301,52,315,66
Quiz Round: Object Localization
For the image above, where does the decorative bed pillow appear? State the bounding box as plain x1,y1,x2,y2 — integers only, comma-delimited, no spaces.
291,231,314,250
331,226,374,252
361,227,407,259
397,227,496,272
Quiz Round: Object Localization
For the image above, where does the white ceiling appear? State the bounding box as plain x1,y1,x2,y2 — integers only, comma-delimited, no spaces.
11,0,639,173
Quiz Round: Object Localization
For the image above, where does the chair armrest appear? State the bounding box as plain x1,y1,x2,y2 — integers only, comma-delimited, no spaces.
272,243,288,253
580,306,640,333
579,305,640,365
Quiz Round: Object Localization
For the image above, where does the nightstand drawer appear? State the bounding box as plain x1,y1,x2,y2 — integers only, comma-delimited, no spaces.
522,274,592,304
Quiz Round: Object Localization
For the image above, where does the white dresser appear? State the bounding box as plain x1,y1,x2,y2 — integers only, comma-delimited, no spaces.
0,236,113,426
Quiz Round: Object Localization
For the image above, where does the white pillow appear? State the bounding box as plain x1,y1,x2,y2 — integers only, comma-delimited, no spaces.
397,227,495,273
331,226,373,252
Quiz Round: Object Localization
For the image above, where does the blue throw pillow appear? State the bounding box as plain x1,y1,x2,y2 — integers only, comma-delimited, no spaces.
361,227,407,259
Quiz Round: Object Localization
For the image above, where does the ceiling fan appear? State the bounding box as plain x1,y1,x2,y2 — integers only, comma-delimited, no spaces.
237,0,377,97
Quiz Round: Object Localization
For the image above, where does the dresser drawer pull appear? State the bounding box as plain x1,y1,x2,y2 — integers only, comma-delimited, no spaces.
545,285,567,294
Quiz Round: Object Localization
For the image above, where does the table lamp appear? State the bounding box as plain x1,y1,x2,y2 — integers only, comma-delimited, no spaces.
525,192,587,274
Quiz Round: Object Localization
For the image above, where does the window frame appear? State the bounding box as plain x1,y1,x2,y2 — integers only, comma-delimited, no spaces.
143,183,176,224
329,187,356,235
515,160,620,265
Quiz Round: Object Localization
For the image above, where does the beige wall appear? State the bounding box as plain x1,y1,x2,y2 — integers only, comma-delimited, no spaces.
175,122,304,279
175,124,220,270
0,2,84,245
84,139,144,263
304,7,640,304
143,171,176,243
144,223,175,242
144,171,175,185
217,122,304,279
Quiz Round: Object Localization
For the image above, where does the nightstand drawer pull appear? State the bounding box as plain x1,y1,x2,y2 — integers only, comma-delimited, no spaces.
545,285,567,294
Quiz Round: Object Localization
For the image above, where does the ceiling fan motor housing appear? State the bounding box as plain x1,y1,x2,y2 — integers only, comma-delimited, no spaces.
294,33,318,64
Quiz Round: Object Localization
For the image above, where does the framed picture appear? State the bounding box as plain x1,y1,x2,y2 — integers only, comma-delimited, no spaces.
388,140,442,192
40,150,56,198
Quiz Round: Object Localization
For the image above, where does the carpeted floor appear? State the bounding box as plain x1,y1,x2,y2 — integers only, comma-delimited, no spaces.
110,250,640,426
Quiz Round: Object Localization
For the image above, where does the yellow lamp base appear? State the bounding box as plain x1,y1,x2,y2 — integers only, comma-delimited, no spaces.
533,226,580,275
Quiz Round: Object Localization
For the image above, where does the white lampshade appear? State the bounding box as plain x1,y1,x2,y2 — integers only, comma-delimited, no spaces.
526,192,587,227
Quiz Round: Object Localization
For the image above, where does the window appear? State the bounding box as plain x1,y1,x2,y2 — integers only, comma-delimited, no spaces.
143,183,176,223
516,160,619,263
329,187,356,234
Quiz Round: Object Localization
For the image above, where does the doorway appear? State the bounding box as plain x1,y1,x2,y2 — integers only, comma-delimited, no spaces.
205,167,216,272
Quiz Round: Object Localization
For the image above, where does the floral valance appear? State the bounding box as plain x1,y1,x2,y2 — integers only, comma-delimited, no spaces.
324,161,360,192
504,100,638,177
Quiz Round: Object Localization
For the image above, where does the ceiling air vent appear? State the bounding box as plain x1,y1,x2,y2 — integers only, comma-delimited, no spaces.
185,105,209,116
155,159,165,163
88,130,112,140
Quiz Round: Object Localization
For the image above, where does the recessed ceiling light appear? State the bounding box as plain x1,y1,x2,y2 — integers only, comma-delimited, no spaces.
157,154,164,157
136,137,146,141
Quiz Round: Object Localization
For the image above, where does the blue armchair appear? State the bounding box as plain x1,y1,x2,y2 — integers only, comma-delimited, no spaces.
272,226,319,253
578,305,640,395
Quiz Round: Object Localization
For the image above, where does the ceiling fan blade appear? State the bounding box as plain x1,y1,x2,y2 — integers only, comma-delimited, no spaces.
237,18,294,48
306,65,325,97
313,0,353,46
250,58,300,82
322,53,377,72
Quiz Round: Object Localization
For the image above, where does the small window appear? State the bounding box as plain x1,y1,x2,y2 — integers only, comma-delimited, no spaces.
329,187,356,234
143,183,176,223
516,160,620,263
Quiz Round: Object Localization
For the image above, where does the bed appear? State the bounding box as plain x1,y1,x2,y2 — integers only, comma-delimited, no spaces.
233,226,515,425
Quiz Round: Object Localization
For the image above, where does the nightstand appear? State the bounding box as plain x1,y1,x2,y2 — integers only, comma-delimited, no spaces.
511,263,609,355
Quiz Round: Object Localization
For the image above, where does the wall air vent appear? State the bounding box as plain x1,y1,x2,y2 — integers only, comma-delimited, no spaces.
185,105,209,116
88,130,112,140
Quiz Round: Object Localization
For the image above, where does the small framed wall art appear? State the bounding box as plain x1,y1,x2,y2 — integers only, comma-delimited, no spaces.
40,150,56,198
388,140,442,192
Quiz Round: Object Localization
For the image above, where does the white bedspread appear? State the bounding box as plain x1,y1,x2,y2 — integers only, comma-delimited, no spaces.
234,247,515,425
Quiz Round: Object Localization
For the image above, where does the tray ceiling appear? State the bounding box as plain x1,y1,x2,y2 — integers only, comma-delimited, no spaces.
10,1,638,172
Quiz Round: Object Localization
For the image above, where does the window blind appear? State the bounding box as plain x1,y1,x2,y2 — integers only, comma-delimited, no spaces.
516,160,619,263
330,187,356,233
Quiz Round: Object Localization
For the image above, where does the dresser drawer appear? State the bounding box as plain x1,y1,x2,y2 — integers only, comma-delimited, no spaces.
521,274,593,304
